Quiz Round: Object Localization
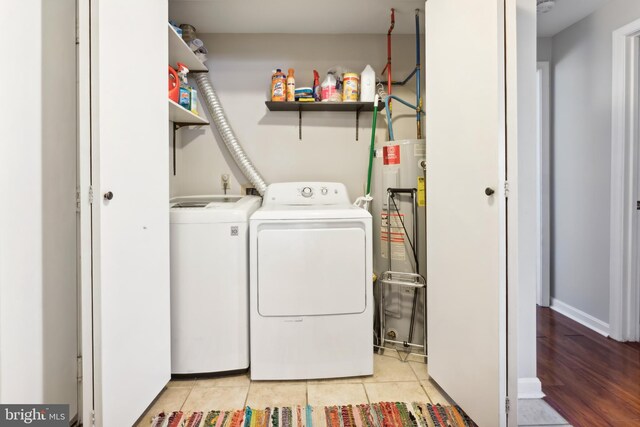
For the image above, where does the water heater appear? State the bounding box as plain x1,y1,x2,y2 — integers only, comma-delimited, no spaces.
371,139,426,347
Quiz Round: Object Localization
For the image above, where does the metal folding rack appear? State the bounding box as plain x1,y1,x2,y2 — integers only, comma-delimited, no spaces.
376,187,427,362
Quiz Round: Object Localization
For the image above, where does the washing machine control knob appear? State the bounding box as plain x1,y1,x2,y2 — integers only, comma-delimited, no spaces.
321,187,328,195
301,187,313,198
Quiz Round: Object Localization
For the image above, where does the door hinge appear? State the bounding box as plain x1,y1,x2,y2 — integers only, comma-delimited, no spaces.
77,356,82,383
88,186,94,204
76,187,81,212
504,180,510,198
505,396,511,415
91,410,96,426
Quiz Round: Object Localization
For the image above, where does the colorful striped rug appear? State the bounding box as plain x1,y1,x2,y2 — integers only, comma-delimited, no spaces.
150,402,477,427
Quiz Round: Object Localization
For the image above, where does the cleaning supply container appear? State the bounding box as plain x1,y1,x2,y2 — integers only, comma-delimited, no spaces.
286,68,296,102
177,62,191,109
320,73,337,102
271,69,286,102
343,73,359,102
190,87,198,115
313,70,321,101
180,24,197,43
360,65,376,102
169,66,179,102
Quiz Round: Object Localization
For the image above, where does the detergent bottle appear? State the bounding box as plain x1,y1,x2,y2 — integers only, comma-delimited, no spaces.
271,69,287,102
320,72,337,102
168,66,179,102
286,68,296,102
177,62,191,110
312,70,321,101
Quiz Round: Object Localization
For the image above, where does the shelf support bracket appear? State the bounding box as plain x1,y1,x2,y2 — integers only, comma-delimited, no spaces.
172,123,191,175
299,107,302,140
356,108,361,141
172,123,181,175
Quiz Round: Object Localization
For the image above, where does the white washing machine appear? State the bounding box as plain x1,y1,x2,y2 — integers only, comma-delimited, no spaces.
249,182,373,380
170,195,261,375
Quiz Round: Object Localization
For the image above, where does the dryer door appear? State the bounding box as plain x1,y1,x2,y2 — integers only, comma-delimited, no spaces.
257,221,367,316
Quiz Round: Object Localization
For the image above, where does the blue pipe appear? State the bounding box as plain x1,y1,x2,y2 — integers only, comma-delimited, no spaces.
387,10,422,139
385,95,421,141
384,10,423,141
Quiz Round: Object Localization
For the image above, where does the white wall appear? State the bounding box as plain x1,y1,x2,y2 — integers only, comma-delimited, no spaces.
537,37,553,62
516,0,542,398
551,0,640,324
0,0,78,415
172,33,422,200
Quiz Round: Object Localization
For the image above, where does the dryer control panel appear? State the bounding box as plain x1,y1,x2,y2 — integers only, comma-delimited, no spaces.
263,182,351,206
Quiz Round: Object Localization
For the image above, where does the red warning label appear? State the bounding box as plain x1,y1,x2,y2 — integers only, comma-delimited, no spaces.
380,212,406,261
383,145,401,165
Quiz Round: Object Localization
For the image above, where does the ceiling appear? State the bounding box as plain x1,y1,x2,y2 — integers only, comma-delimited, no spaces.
537,0,611,37
169,0,425,35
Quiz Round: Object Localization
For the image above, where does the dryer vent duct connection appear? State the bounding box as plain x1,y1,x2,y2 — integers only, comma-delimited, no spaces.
194,73,268,196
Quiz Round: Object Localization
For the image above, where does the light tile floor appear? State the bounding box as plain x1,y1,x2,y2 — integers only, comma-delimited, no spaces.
517,399,570,427
136,350,450,426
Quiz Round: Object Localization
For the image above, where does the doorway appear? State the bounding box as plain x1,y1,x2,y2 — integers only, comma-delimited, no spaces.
536,62,551,308
610,20,640,342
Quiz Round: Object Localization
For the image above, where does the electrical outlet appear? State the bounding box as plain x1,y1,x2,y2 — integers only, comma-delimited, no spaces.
221,174,230,194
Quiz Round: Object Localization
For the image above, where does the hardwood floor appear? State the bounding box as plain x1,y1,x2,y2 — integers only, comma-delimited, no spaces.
537,306,640,427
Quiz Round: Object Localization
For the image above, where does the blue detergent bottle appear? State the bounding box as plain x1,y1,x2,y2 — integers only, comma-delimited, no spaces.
177,62,191,110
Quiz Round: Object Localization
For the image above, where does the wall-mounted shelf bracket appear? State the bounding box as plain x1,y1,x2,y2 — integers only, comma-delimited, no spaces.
172,122,208,175
265,101,384,142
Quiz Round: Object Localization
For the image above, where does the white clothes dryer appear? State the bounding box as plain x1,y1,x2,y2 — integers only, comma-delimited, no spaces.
170,195,261,375
249,182,373,380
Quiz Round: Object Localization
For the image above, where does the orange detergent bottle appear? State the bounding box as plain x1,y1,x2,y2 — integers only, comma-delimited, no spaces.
168,66,179,102
271,69,287,102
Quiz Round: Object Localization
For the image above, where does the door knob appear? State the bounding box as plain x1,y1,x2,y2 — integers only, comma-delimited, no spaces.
103,191,114,201
485,187,495,196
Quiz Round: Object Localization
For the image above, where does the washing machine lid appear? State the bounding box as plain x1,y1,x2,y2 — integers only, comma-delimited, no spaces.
170,195,262,223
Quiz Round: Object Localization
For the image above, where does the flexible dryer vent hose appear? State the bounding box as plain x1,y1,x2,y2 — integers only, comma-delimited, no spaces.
194,73,268,196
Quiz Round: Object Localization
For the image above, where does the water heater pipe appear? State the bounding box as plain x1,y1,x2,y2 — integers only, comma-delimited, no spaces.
389,10,422,140
384,95,422,141
194,73,268,196
380,9,395,119
415,9,422,139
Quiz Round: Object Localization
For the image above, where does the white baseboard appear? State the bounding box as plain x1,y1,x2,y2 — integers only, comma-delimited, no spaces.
550,298,610,337
518,377,545,399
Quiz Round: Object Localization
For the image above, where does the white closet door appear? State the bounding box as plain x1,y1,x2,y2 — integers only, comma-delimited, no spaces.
89,0,170,425
425,0,510,426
